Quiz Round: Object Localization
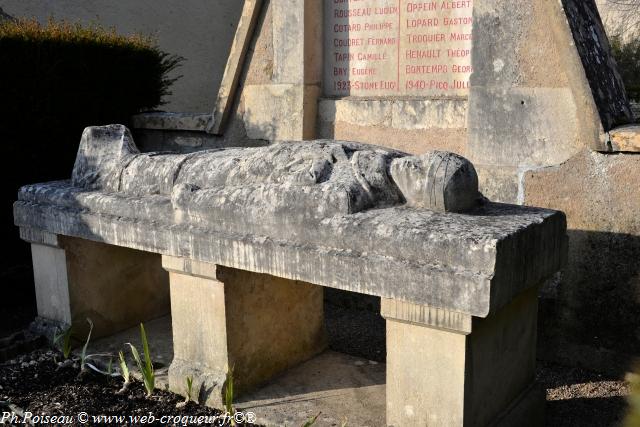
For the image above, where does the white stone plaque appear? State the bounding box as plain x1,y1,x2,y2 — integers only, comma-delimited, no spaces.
324,0,473,97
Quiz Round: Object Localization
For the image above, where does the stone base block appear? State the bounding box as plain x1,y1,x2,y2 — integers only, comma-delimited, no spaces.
169,358,227,407
31,243,71,325
383,287,541,427
29,317,68,343
164,257,327,407
26,232,170,339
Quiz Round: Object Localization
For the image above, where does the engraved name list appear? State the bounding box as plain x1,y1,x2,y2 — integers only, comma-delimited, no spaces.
325,0,473,97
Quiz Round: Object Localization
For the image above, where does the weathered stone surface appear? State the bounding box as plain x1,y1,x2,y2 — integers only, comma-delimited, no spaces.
609,125,640,152
383,287,543,427
468,0,634,205
381,298,472,334
561,0,634,130
72,125,140,191
390,99,468,131
20,228,59,248
24,234,170,339
15,125,566,317
209,0,263,135
390,151,480,213
30,243,71,325
524,149,640,362
469,87,581,168
323,0,473,98
242,84,319,140
230,0,322,141
475,164,522,204
71,124,480,219
317,98,468,157
165,258,326,406
131,129,269,154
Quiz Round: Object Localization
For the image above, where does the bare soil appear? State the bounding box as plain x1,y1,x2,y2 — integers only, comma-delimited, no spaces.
0,291,631,426
0,350,256,426
325,301,631,426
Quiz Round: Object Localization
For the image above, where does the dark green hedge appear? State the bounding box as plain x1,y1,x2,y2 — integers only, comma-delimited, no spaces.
611,35,640,102
0,19,182,293
0,19,181,150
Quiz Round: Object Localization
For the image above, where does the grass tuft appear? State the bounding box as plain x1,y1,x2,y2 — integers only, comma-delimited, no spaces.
127,323,155,397
53,327,72,359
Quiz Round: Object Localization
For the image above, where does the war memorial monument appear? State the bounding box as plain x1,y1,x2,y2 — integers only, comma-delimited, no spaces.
13,0,640,425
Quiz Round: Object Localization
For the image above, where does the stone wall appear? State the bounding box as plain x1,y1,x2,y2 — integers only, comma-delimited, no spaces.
525,150,640,371
468,0,622,204
317,98,468,156
1,0,622,118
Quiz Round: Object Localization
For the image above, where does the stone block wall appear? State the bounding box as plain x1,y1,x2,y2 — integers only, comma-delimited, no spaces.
525,150,640,371
317,98,468,156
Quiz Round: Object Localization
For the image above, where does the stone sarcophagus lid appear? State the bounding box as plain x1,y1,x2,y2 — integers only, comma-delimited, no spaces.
14,125,566,426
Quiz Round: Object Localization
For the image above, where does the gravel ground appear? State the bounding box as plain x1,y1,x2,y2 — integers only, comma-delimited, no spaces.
540,361,630,426
325,299,632,426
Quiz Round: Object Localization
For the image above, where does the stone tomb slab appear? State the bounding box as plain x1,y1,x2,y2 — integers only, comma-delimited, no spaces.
16,127,566,426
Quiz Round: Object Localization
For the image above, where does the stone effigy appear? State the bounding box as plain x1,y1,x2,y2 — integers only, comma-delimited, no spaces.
72,125,481,219
15,125,566,426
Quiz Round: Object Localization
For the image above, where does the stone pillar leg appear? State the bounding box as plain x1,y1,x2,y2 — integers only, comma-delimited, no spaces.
26,230,72,327
163,256,327,407
21,228,170,338
381,287,544,427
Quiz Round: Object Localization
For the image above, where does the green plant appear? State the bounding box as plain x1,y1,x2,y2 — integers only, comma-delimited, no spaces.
72,318,119,377
0,18,183,290
53,327,72,359
186,376,194,402
119,351,130,384
302,413,321,427
611,34,640,101
79,318,94,374
116,350,131,394
127,323,155,396
176,375,194,408
225,367,235,425
626,368,640,427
